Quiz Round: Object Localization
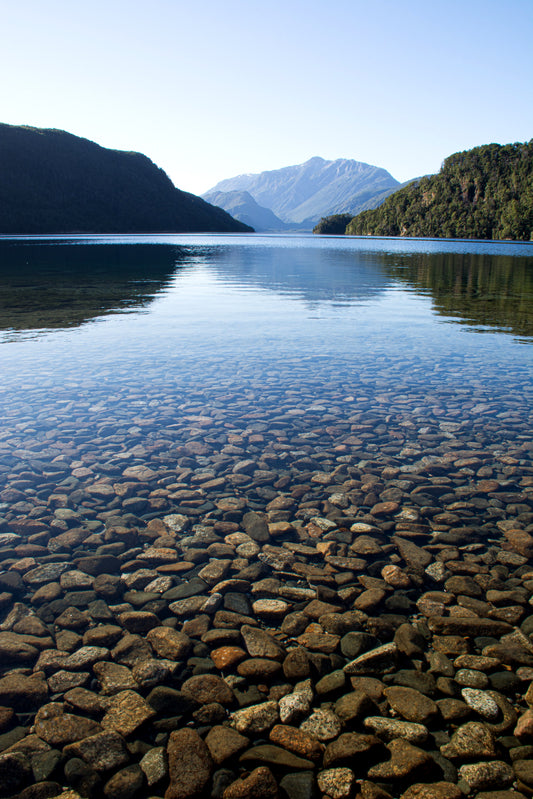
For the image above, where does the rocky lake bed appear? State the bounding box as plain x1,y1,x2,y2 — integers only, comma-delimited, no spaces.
0,235,532,799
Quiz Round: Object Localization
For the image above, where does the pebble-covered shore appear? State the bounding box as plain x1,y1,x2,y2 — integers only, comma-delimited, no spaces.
0,362,532,799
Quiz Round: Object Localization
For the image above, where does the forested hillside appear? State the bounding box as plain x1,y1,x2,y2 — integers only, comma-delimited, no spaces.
0,124,252,234
344,141,532,240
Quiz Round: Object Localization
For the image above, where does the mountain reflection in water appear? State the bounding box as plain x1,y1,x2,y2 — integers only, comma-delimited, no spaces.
385,250,533,339
0,242,179,333
0,237,531,342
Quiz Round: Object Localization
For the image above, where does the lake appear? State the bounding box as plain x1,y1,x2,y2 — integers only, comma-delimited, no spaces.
0,233,532,796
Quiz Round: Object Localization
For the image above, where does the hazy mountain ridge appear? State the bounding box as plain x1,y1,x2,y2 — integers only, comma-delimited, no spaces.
340,141,533,241
204,156,401,229
202,190,288,232
0,123,252,234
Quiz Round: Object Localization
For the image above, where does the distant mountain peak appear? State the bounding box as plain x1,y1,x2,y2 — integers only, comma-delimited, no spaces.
203,156,400,230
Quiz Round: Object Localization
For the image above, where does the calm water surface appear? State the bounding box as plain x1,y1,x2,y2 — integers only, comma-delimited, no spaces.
0,234,531,530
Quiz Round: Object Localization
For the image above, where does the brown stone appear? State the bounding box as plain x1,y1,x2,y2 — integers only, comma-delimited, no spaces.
101,690,156,736
181,674,235,706
384,686,439,725
399,783,463,799
205,725,249,765
368,739,434,781
269,724,324,761
146,626,192,660
166,728,213,799
223,766,279,798
34,703,102,746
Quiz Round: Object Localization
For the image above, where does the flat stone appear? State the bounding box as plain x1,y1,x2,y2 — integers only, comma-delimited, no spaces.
252,599,290,619
0,672,48,710
237,658,282,680
393,537,432,571
34,703,101,746
428,617,513,637
64,645,109,670
363,716,429,744
181,674,235,706
117,610,160,634
205,725,249,765
296,631,340,653
344,642,398,675
47,670,89,693
240,744,314,770
23,562,70,584
169,596,208,618
334,690,377,723
0,631,39,663
241,624,285,660
146,626,191,660
384,686,439,725
103,763,144,798
456,668,489,688
64,730,129,771
269,724,324,762
399,783,463,799
459,760,514,791
93,662,137,695
101,690,156,736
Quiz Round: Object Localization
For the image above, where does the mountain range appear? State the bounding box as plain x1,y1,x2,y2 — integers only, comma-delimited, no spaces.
0,123,252,235
203,156,403,231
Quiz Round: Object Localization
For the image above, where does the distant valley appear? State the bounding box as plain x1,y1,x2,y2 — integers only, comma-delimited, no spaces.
203,156,405,231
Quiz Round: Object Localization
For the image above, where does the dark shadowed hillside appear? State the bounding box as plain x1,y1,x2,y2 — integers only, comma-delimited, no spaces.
343,141,533,241
0,124,252,234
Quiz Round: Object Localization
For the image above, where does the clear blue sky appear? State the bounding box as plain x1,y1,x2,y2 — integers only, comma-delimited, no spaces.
2,0,531,194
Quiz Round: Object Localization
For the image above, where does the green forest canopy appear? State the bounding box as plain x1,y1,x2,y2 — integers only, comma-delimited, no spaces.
314,141,533,241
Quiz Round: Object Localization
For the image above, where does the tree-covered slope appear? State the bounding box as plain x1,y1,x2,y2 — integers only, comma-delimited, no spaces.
344,141,532,241
0,123,252,234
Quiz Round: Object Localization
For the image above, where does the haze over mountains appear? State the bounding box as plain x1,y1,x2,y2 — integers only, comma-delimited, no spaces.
203,157,403,231
0,124,252,235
